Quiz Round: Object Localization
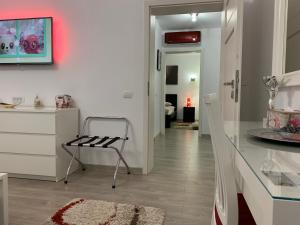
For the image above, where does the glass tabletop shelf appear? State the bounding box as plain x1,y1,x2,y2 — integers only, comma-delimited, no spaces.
225,121,300,201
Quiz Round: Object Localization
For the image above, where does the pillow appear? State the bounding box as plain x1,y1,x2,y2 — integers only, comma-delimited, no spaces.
165,102,172,106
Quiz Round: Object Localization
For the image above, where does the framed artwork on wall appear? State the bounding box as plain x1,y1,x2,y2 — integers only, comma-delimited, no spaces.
166,65,178,85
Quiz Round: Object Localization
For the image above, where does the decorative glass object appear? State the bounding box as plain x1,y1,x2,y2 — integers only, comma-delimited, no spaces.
263,76,280,110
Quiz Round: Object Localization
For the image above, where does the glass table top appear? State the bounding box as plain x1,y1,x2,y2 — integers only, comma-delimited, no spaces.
225,121,300,201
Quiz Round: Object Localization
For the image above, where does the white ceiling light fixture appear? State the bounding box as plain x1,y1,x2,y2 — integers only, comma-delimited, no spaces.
191,13,198,22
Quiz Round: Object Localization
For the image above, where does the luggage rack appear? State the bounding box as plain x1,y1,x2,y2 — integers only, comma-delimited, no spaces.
62,116,131,188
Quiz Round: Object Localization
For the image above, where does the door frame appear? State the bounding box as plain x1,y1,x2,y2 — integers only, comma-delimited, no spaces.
143,0,223,174
160,50,166,136
160,49,202,137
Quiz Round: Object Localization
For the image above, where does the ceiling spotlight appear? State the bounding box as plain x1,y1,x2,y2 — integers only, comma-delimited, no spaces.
191,13,198,22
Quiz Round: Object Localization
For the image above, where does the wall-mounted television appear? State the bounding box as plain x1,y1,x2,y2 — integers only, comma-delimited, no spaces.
0,17,53,64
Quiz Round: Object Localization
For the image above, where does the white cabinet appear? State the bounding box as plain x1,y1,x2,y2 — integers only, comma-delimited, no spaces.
0,107,79,181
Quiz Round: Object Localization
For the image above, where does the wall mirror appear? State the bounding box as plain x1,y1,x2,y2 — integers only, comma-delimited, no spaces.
273,0,300,86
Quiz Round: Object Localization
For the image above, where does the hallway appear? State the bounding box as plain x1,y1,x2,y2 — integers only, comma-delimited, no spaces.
153,129,215,224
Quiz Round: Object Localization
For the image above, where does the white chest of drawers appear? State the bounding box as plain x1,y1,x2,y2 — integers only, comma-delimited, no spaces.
0,107,79,181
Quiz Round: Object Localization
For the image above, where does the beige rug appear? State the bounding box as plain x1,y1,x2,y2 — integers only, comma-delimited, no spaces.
171,121,199,130
43,198,165,225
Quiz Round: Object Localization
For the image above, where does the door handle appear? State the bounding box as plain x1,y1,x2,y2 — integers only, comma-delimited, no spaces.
223,80,234,88
235,70,240,102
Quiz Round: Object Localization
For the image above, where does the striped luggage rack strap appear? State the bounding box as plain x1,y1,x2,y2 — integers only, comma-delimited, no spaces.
65,136,126,148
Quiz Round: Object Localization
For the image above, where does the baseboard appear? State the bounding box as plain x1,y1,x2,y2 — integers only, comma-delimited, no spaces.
8,173,57,182
7,165,143,182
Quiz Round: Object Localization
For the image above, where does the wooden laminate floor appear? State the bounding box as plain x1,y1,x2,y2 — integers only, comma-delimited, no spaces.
8,129,215,225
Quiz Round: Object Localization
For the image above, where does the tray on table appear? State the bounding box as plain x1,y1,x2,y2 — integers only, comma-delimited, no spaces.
248,128,300,144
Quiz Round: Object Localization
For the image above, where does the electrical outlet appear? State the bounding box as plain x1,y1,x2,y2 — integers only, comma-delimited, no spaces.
123,91,133,99
12,97,24,105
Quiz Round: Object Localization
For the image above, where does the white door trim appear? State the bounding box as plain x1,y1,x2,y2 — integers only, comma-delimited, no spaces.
272,0,288,77
160,50,166,136
272,0,300,87
143,0,223,174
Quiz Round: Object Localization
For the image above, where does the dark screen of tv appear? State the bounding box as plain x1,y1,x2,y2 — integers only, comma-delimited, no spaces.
166,65,178,85
0,17,53,64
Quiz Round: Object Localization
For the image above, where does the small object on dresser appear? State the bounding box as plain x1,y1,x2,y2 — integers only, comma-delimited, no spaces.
267,109,300,130
56,95,73,108
34,95,42,107
263,76,281,110
267,109,300,141
0,103,15,108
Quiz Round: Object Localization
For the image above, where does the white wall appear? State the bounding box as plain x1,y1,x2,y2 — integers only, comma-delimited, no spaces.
0,0,222,170
200,28,221,134
0,0,145,168
165,52,200,120
154,19,163,137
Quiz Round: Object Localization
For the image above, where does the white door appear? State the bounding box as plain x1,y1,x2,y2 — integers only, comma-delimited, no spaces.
220,0,244,140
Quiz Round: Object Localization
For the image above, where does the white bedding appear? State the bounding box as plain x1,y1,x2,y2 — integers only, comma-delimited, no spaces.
165,105,175,115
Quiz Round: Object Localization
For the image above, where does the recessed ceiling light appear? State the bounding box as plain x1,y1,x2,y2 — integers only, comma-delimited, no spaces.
191,13,198,22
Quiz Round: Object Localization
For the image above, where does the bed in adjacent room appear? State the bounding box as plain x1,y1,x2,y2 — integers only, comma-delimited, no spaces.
165,94,177,128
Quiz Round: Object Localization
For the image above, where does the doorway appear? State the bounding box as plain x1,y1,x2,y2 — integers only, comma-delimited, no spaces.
144,0,223,174
163,51,201,131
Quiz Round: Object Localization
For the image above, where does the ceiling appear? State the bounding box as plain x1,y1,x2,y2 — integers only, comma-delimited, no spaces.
156,12,221,31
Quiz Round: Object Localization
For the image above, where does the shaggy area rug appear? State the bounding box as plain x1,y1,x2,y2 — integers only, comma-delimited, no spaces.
43,198,165,225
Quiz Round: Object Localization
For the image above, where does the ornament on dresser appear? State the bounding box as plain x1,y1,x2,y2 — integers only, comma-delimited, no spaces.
264,109,300,141
55,95,73,108
263,75,281,110
248,77,300,143
267,109,300,131
263,76,300,136
34,95,42,107
263,75,281,129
